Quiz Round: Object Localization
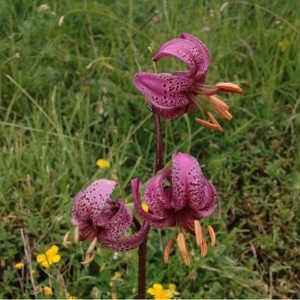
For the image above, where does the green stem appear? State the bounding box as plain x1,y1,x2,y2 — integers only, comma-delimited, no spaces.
137,107,163,299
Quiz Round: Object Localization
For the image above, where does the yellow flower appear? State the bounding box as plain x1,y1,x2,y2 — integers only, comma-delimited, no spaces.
43,286,53,296
36,245,61,268
147,283,175,299
278,39,290,52
96,159,110,169
14,262,23,270
67,296,78,300
168,284,176,293
112,271,122,279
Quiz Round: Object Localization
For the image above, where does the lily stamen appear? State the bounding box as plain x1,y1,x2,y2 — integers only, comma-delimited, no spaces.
177,232,190,266
213,104,233,120
207,225,216,247
86,237,97,254
208,95,229,111
81,252,96,267
194,220,203,247
164,239,173,264
200,237,208,258
216,82,243,94
63,231,72,248
195,118,220,131
207,112,223,132
74,226,79,243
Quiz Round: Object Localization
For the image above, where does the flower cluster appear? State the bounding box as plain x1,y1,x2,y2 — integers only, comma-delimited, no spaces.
132,152,217,266
66,33,242,291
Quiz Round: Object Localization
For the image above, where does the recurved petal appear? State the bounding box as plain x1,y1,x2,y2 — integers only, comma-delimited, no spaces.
144,169,173,214
171,152,199,211
171,152,217,218
153,38,202,77
131,178,174,228
96,199,133,239
180,33,210,79
188,176,217,218
173,152,217,218
71,179,117,226
133,72,193,109
71,190,87,226
99,222,150,252
154,102,196,119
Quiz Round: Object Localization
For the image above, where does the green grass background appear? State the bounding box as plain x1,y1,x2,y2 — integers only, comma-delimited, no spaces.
0,0,299,298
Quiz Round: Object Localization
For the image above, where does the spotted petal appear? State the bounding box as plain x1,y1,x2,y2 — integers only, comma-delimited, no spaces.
172,153,217,217
96,199,132,240
144,169,173,214
100,222,150,252
180,33,210,80
71,179,149,251
132,178,174,228
71,179,117,226
134,72,195,119
153,33,210,81
153,38,202,78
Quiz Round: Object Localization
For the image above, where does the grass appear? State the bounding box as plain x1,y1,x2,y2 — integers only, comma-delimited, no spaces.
0,0,299,298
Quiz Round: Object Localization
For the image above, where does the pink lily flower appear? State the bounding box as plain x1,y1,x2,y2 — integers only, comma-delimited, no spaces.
132,152,217,266
71,179,149,255
134,33,243,131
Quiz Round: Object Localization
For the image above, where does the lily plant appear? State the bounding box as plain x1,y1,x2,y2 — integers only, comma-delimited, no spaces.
65,32,243,299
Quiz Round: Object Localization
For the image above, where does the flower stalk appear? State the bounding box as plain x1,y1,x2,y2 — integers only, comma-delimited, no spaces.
138,105,164,299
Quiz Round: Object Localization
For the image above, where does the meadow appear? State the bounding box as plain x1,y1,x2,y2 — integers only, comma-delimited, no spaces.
0,0,299,298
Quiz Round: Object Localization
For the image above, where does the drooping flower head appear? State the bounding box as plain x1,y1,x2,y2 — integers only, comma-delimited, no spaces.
134,32,243,131
132,153,217,265
68,179,149,265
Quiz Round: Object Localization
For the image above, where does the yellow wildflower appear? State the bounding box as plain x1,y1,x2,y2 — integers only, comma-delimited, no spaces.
147,283,175,299
36,245,61,268
43,286,53,296
14,262,23,270
168,284,176,293
96,159,110,169
278,39,290,52
112,271,122,280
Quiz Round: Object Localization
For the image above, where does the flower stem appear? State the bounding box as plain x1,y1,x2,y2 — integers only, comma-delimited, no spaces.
137,230,148,298
137,107,163,299
152,106,164,173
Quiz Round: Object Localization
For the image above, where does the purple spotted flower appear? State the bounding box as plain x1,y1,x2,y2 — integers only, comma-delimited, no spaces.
71,179,149,253
131,152,217,266
134,32,243,131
